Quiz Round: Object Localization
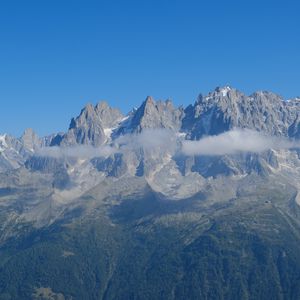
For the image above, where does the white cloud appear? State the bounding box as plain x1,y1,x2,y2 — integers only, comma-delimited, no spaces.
35,129,176,159
36,129,299,160
115,129,177,152
36,145,115,159
182,129,299,156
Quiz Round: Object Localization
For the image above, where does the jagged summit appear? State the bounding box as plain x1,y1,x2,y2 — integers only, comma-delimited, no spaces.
59,101,124,146
50,87,300,145
21,128,40,151
182,86,297,139
144,95,155,105
214,85,233,96
126,96,183,133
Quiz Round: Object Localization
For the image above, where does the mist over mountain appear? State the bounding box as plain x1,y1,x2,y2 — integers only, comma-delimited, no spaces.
2,86,300,299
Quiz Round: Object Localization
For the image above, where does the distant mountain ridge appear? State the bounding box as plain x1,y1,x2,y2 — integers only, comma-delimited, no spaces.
1,86,300,178
1,86,300,158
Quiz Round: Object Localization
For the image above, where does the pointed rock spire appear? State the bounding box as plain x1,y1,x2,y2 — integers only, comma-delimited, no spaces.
128,96,183,132
21,128,40,151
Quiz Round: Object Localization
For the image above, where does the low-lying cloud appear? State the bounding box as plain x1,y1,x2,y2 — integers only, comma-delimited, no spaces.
182,129,299,156
36,129,300,160
36,145,115,159
115,129,177,152
36,129,177,159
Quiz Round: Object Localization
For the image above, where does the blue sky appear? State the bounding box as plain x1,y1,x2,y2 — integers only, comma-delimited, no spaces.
1,0,300,136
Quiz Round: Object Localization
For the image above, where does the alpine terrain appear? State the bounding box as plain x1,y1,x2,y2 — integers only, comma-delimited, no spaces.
2,86,300,300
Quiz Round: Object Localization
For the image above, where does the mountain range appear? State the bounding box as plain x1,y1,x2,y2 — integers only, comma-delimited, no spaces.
1,86,300,299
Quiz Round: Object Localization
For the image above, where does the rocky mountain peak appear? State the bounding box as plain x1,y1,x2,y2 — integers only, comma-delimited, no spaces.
95,100,109,110
127,96,183,132
214,85,232,96
69,103,97,130
144,95,155,105
94,101,124,128
21,128,40,151
195,87,244,107
61,101,123,146
41,87,300,147
211,86,242,99
250,91,284,107
182,86,298,139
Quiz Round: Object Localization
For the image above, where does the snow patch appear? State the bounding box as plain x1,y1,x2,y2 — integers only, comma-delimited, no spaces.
0,134,8,152
296,192,300,207
104,128,113,138
120,115,130,122
220,86,231,97
116,114,133,135
104,115,131,141
176,132,187,139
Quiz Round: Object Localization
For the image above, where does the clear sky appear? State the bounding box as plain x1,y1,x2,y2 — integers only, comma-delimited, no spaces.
1,0,300,137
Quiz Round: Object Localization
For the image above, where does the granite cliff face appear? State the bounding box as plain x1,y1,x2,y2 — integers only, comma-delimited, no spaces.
56,101,124,147
126,96,184,132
